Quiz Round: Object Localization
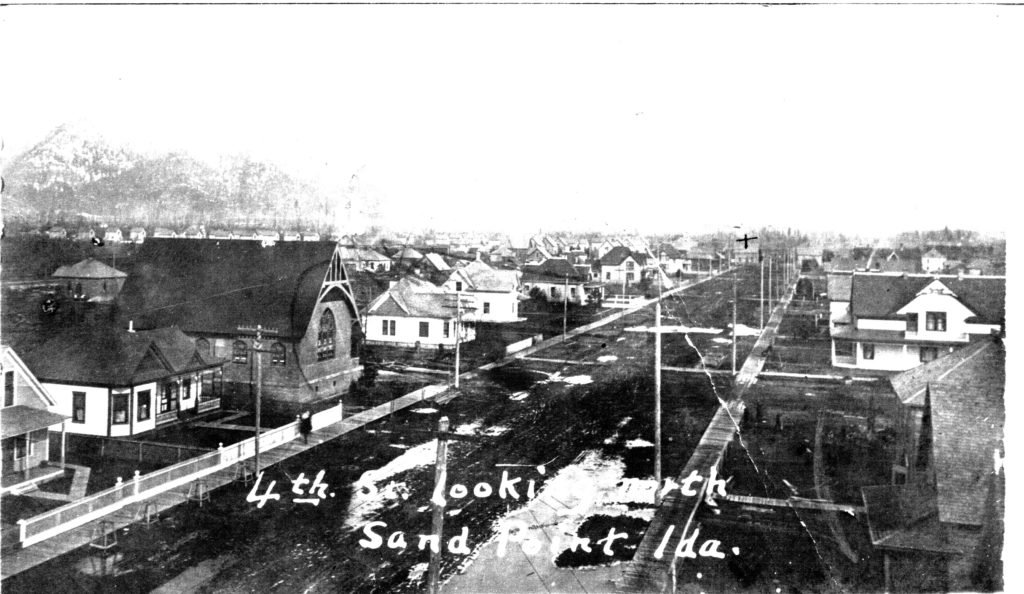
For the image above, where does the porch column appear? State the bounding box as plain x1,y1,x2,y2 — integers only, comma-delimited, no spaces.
176,377,183,411
60,422,66,467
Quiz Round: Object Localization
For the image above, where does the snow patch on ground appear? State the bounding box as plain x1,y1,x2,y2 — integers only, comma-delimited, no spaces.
509,391,529,401
483,426,509,436
377,370,400,376
540,372,593,386
729,323,761,337
455,421,483,435
407,562,429,582
603,416,633,444
412,407,439,414
597,355,618,362
616,337,626,342
390,443,411,449
625,438,654,448
345,440,437,529
712,338,732,344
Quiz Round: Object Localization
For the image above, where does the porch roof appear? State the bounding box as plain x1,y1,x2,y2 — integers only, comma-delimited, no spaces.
1,406,69,439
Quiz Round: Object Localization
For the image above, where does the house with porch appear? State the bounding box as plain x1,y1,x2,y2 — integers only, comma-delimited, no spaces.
118,239,363,413
364,276,476,348
102,227,124,243
45,226,68,240
441,260,522,323
862,337,1004,592
340,247,393,272
921,248,947,273
830,273,1004,371
598,246,645,285
522,258,603,305
1,346,69,493
17,327,224,437
656,244,690,274
153,227,177,239
129,227,147,244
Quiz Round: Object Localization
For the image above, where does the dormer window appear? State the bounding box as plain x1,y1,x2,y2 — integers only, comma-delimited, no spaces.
925,312,946,332
906,313,918,333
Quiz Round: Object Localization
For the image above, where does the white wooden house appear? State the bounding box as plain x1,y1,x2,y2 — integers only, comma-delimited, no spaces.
441,260,522,323
364,277,475,348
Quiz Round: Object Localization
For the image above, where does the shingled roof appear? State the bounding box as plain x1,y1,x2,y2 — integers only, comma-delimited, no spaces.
53,258,127,279
118,239,356,339
366,276,454,319
850,273,1005,323
826,273,852,301
599,246,646,267
19,326,221,387
522,258,588,282
447,260,519,292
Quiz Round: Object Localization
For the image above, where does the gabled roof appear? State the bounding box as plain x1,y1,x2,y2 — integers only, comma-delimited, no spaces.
118,239,356,339
53,258,127,279
922,248,946,259
339,247,392,262
599,246,640,267
393,247,424,262
826,273,852,302
522,258,587,282
657,244,684,260
421,253,450,272
447,260,519,292
850,273,1004,324
928,340,1004,525
367,276,454,319
19,326,221,387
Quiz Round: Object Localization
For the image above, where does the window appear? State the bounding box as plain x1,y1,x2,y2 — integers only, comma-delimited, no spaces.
160,383,178,413
906,313,918,333
626,272,635,282
626,261,635,271
862,344,875,360
834,341,855,358
4,371,13,407
551,287,557,297
317,309,336,361
269,342,286,365
570,287,578,298
381,319,396,336
419,322,430,338
112,393,129,424
233,340,248,364
382,319,389,335
455,281,463,292
73,392,86,423
606,272,611,280
14,435,27,459
182,378,191,400
925,312,946,332
483,302,490,314
138,390,151,421
920,347,939,363
389,320,396,336
444,322,450,338
196,338,210,356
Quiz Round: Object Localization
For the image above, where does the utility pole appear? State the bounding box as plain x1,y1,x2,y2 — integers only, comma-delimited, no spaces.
760,252,765,330
654,277,662,504
427,416,450,594
563,274,568,342
768,255,773,312
732,265,738,375
454,294,462,389
238,324,278,473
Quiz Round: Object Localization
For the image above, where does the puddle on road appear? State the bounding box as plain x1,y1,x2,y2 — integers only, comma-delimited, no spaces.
486,366,550,391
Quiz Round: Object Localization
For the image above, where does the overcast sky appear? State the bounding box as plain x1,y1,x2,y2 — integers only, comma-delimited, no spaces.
1,5,1021,236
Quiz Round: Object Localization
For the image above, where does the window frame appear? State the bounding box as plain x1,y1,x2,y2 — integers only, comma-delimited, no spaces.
419,321,430,338
4,370,13,407
862,343,875,360
271,342,286,366
483,302,490,314
72,391,86,423
920,346,939,363
443,322,450,338
926,312,947,332
137,389,151,421
906,313,918,333
112,392,130,425
317,308,337,361
232,340,249,364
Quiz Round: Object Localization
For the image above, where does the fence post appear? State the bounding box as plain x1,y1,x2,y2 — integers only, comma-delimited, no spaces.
218,442,224,466
18,519,26,543
116,476,124,500
139,442,143,463
134,470,141,496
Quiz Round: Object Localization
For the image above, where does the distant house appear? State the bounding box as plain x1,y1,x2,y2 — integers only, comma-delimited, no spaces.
862,338,1004,592
657,244,689,274
207,228,232,240
52,258,128,302
441,260,522,323
301,231,322,242
598,246,645,285
364,276,475,348
965,258,994,276
153,227,177,239
282,230,302,242
102,227,124,243
255,229,280,245
75,228,96,242
831,273,1004,371
392,247,425,267
181,225,206,239
596,239,618,260
1,346,69,491
340,247,393,272
826,273,853,329
523,245,553,265
129,227,147,244
231,228,258,240
45,226,67,240
687,248,722,273
921,248,947,273
522,258,602,305
19,327,224,437
118,239,363,412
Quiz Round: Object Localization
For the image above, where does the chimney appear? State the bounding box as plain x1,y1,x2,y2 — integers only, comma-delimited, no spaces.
128,320,135,333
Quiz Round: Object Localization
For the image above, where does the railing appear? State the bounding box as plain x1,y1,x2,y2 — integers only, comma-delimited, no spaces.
155,410,178,425
903,331,969,342
197,398,221,414
19,417,305,547
603,294,645,309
